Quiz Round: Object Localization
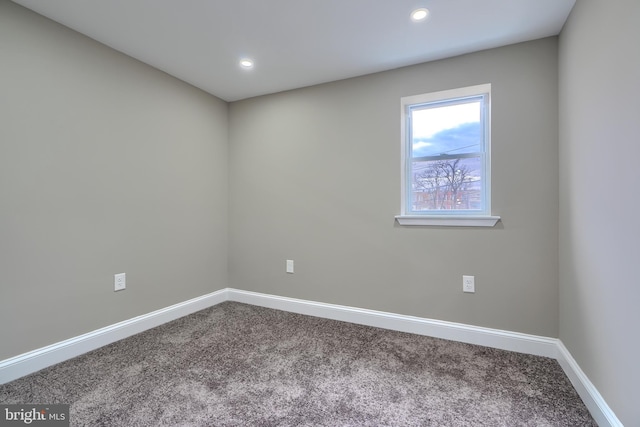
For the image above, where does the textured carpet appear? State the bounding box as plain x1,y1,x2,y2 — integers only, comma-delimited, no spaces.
1,302,596,426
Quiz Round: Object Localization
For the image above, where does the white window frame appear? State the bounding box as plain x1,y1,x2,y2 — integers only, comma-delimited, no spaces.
396,84,500,227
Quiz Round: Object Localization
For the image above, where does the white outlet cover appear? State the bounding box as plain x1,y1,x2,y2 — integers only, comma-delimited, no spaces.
114,273,126,291
286,260,294,274
463,275,475,293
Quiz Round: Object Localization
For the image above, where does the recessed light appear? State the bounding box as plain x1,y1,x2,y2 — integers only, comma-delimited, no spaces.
411,8,430,22
239,58,254,69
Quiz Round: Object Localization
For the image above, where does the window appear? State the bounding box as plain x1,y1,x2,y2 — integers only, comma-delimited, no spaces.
396,84,499,226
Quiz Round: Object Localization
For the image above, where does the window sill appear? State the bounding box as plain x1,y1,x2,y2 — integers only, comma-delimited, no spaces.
395,215,501,227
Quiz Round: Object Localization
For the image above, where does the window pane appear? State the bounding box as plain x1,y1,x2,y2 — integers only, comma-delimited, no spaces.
411,100,482,158
411,157,482,211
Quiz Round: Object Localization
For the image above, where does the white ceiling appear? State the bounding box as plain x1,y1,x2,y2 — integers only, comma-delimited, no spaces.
11,0,576,102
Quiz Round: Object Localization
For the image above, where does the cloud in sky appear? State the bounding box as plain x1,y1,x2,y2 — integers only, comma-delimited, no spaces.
413,122,481,157
411,101,479,139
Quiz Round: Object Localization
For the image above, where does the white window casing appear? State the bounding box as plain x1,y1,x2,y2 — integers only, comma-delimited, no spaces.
396,84,500,227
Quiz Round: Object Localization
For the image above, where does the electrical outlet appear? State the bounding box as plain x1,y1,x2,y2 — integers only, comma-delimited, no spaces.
463,275,475,293
286,260,294,274
114,273,126,291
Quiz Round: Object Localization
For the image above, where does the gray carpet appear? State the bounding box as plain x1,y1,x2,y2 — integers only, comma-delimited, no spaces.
1,302,596,426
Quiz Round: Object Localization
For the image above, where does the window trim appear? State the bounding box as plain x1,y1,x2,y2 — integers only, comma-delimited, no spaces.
394,215,500,227
397,84,500,227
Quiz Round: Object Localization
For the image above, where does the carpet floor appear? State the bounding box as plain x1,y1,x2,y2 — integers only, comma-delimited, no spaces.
0,302,596,426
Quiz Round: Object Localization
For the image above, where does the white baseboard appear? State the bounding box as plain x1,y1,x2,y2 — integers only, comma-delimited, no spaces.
0,289,228,385
227,289,559,357
556,341,623,427
0,287,621,426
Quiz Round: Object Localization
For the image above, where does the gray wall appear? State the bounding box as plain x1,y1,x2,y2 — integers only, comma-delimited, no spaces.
229,38,560,337
559,0,640,425
0,1,229,360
